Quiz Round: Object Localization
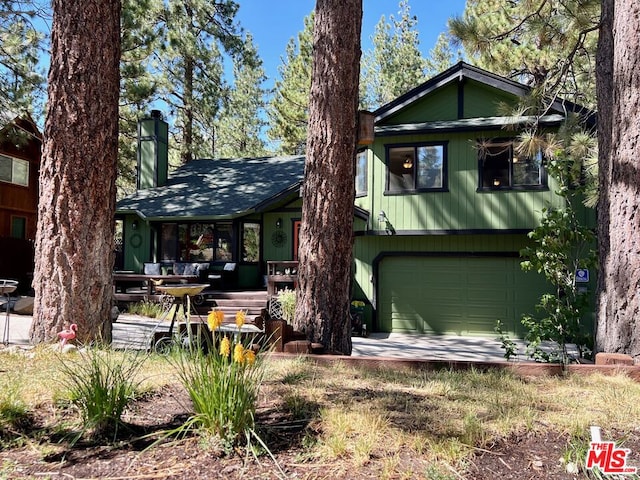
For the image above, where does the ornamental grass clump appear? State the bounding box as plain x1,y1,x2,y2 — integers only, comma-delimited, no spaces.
59,348,147,440
173,309,266,449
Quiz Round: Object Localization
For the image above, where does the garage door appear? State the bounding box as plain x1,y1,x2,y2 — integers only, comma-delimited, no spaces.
377,256,550,335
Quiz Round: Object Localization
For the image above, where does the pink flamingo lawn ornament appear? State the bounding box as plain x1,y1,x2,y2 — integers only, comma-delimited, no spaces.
57,323,78,348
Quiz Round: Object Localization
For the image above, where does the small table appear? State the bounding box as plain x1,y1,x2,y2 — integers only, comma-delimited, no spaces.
113,273,200,296
0,279,18,346
154,284,209,350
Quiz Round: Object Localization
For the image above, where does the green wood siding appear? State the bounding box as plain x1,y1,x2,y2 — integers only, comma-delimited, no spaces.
381,83,459,125
123,216,151,272
262,209,301,264
462,80,518,118
359,131,566,233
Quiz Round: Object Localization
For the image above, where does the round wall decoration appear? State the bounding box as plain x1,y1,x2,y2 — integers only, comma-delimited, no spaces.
129,233,142,248
271,229,286,247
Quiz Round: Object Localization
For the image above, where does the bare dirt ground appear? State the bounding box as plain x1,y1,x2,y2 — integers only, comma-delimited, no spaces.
2,383,639,479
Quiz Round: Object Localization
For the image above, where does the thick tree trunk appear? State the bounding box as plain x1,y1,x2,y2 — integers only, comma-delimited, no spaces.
595,0,640,359
293,0,362,355
31,0,121,344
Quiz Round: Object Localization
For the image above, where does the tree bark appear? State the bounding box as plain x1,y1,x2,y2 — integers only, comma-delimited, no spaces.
293,0,362,355
595,0,640,359
31,0,121,344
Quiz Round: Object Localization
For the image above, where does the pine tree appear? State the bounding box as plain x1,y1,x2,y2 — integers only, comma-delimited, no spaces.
31,0,120,344
0,0,46,116
595,0,640,358
360,0,426,110
424,32,458,79
117,0,163,197
214,34,268,158
154,0,244,164
294,0,362,354
449,0,599,108
267,12,314,155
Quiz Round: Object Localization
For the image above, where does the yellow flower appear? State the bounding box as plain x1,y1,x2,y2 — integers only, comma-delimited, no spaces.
244,349,256,366
235,310,246,329
207,310,224,331
220,336,231,357
233,343,245,364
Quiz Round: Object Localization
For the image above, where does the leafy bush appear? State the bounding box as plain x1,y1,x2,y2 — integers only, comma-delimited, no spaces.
499,134,597,365
59,348,147,439
277,288,296,323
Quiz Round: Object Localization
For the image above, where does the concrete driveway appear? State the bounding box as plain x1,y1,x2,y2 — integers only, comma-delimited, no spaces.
2,312,525,362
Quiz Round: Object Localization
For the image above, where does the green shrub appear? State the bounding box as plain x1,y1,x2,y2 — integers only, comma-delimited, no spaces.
277,288,296,323
59,348,147,439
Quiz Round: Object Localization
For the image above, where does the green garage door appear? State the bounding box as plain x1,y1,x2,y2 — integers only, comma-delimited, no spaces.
378,256,550,336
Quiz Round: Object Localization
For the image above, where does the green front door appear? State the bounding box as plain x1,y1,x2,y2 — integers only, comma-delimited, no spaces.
378,256,550,336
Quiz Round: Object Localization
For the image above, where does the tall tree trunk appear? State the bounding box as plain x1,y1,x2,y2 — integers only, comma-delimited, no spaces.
181,56,194,164
293,0,362,355
595,0,640,359
31,0,121,344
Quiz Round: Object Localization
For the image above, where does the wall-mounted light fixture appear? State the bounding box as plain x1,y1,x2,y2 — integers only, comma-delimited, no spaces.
377,210,395,235
132,220,139,230
403,155,413,169
276,217,282,229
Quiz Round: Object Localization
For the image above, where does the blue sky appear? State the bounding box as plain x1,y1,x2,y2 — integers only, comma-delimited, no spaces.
235,0,468,87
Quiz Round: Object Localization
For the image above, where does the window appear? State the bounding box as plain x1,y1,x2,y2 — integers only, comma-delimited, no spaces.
241,222,260,263
386,142,447,194
0,154,29,187
160,223,178,261
355,150,367,196
478,139,546,190
11,217,26,239
161,222,234,262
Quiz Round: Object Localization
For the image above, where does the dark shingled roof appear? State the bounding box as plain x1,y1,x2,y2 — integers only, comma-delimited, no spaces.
116,155,305,220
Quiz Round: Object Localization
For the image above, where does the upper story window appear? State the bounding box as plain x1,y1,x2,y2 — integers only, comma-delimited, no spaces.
385,142,448,194
477,139,546,190
0,154,29,187
355,150,367,197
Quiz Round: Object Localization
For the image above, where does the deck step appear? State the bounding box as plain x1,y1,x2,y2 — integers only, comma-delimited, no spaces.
201,290,268,317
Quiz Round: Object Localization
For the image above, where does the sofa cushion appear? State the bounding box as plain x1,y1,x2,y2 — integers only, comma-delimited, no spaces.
143,263,161,275
173,263,185,275
183,263,199,276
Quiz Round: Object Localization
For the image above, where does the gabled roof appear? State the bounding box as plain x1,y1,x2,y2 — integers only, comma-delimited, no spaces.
0,112,42,142
116,156,305,220
375,114,566,136
373,61,593,124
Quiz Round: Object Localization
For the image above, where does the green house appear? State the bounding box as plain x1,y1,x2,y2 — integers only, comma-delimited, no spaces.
353,61,594,336
116,62,594,337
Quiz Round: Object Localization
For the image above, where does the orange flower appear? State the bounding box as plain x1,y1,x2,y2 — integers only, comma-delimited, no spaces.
244,349,256,366
235,310,246,329
207,310,224,331
220,336,231,357
233,343,245,364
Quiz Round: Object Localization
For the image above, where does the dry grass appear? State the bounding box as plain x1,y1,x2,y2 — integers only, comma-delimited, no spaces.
2,348,640,478
262,357,640,476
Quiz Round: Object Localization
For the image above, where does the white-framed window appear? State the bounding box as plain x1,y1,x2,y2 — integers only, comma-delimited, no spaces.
355,150,367,197
477,139,546,190
385,142,448,194
0,154,29,187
